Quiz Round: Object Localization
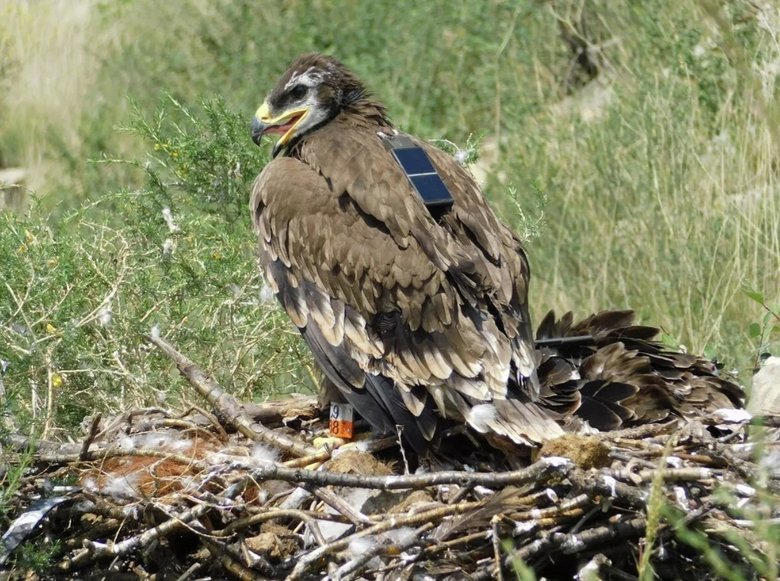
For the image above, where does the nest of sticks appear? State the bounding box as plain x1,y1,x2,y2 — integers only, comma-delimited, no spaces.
2,335,778,580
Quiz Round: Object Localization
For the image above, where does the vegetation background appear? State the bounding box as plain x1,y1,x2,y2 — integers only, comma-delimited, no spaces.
0,0,778,570
2,0,779,435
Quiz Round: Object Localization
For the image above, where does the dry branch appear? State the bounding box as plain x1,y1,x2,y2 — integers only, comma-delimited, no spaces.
146,332,317,458
247,455,571,491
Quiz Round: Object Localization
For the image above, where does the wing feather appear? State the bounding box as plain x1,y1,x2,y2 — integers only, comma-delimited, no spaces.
251,128,547,448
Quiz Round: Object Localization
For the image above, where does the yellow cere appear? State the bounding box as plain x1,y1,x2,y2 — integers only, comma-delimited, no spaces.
254,101,271,121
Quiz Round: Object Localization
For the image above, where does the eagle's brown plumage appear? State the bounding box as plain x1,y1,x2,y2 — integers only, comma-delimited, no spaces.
249,53,743,453
534,309,744,431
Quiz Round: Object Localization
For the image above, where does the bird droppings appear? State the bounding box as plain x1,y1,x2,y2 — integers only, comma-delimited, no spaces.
735,483,756,497
259,282,275,304
538,434,611,469
673,486,688,508
162,238,175,256
602,475,618,497
514,520,537,535
561,534,586,552
161,206,180,233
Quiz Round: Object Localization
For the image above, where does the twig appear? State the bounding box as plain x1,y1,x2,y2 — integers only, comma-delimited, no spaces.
396,425,410,474
178,403,230,441
338,522,434,581
510,493,592,521
175,562,203,581
568,470,648,509
39,446,212,472
492,518,504,581
447,482,474,504
242,395,320,426
308,485,371,525
152,418,227,445
74,238,129,329
250,456,571,492
92,407,170,442
283,450,331,468
79,414,102,460
637,467,716,483
280,436,397,468
424,530,489,555
511,517,647,563
10,382,775,580
201,538,270,580
287,500,484,580
80,502,211,560
215,508,330,546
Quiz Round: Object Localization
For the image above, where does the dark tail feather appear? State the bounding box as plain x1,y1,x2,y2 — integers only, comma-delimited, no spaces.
535,309,745,430
364,375,439,454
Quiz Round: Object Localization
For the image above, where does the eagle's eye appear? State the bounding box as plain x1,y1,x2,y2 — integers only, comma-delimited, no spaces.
289,84,308,100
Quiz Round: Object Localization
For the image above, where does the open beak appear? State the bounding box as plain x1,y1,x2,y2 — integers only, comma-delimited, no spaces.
251,101,308,158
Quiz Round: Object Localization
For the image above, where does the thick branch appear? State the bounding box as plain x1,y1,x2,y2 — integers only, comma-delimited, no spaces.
146,332,317,458
250,456,571,491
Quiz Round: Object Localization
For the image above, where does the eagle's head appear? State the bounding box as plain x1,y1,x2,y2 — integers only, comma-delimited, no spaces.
251,53,371,157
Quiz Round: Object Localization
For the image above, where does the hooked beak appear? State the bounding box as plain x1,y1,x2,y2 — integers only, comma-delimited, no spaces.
250,116,266,146
251,101,308,158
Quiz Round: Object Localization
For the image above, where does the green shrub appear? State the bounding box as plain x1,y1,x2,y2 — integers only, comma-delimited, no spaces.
0,98,311,433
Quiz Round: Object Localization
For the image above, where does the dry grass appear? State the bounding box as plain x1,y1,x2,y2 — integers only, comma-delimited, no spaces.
504,1,780,373
0,0,104,194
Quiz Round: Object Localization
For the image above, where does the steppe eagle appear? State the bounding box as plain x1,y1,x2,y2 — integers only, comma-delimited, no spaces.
249,54,742,453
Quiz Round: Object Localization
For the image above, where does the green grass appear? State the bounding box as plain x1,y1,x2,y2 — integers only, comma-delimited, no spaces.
499,2,780,371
